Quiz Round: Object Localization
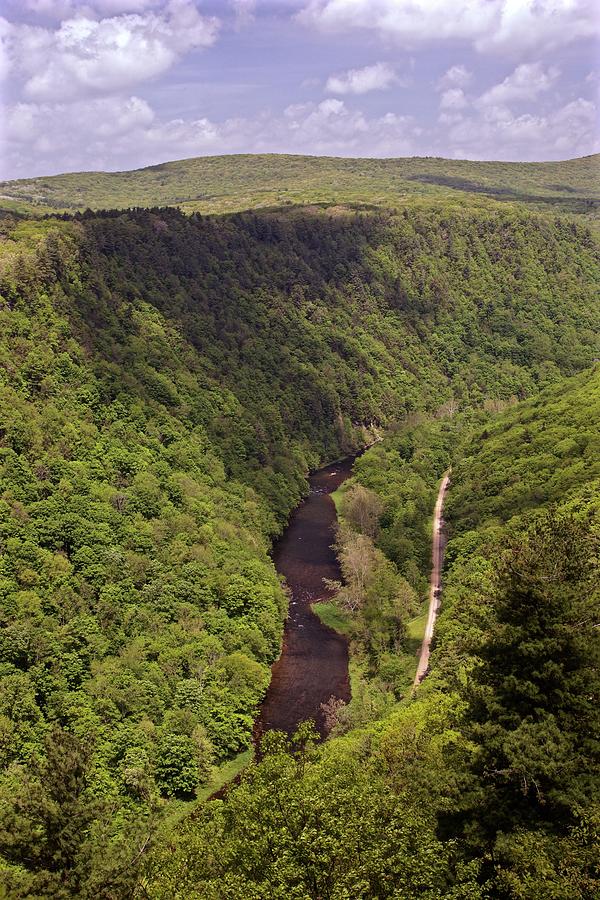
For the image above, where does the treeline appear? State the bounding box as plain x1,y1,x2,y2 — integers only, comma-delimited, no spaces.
0,203,598,894
145,367,600,898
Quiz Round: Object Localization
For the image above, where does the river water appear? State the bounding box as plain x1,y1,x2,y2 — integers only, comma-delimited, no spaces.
254,456,356,741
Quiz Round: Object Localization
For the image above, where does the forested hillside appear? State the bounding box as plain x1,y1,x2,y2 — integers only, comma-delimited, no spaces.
0,198,598,896
1,152,599,222
146,366,600,899
445,365,600,533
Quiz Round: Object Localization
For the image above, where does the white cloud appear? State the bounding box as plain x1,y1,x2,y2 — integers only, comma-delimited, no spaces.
6,95,154,145
299,0,598,54
482,0,597,53
3,95,156,175
299,0,494,45
2,84,597,179
550,97,600,154
2,0,597,176
436,64,472,90
276,100,419,156
93,0,162,10
283,98,367,147
325,62,399,95
438,111,463,125
440,88,468,110
1,94,423,178
8,0,219,102
445,95,599,160
477,62,560,107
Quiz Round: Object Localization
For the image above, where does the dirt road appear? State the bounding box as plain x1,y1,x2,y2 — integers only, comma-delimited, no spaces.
413,470,451,688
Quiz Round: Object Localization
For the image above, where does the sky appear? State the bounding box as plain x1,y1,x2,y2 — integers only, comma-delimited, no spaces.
0,0,599,180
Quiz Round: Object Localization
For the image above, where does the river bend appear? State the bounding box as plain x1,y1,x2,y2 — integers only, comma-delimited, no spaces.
254,457,355,740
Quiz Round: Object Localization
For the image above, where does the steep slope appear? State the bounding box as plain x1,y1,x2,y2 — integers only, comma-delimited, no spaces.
1,152,599,220
145,367,600,900
0,202,598,895
445,364,600,533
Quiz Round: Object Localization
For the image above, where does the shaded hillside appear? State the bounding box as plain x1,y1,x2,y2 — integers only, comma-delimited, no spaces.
1,153,599,221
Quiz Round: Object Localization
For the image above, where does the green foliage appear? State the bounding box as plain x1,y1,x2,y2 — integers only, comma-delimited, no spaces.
0,195,598,896
143,719,483,899
326,522,417,700
260,368,600,898
354,416,469,591
1,153,598,225
466,512,600,831
425,505,600,897
446,365,600,535
154,734,201,798
0,726,153,898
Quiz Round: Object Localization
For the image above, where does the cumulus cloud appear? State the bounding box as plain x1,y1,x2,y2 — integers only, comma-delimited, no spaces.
445,95,599,160
1,93,423,178
283,98,368,148
436,64,472,90
2,83,597,180
477,62,560,107
299,0,494,46
3,94,207,175
274,102,418,157
6,95,154,146
483,0,597,54
325,62,399,95
0,17,12,81
1,0,597,177
299,0,598,54
93,0,163,10
280,98,418,156
8,0,219,102
231,0,256,29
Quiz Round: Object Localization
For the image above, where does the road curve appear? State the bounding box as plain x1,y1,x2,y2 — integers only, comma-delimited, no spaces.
413,470,451,688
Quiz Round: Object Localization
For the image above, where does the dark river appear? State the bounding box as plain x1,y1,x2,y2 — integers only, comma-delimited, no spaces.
254,455,356,741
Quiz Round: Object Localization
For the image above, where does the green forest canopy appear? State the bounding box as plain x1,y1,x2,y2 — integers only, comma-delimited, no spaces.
0,167,598,896
145,365,600,899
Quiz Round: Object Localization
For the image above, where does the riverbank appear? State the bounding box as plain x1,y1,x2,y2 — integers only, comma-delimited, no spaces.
311,463,452,722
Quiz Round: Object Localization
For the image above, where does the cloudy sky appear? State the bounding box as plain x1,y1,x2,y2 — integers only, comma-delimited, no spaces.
0,0,598,179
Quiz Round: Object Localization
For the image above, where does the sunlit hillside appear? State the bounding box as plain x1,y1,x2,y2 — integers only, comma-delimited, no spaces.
1,152,599,221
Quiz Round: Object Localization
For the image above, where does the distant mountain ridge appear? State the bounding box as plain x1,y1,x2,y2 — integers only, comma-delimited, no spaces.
1,152,599,221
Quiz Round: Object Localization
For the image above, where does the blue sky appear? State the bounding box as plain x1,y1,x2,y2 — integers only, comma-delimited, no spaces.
0,0,598,179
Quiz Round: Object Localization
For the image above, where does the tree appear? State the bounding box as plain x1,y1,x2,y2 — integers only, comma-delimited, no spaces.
142,723,483,899
154,734,201,798
341,483,384,539
327,526,377,613
0,726,154,898
465,511,600,843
